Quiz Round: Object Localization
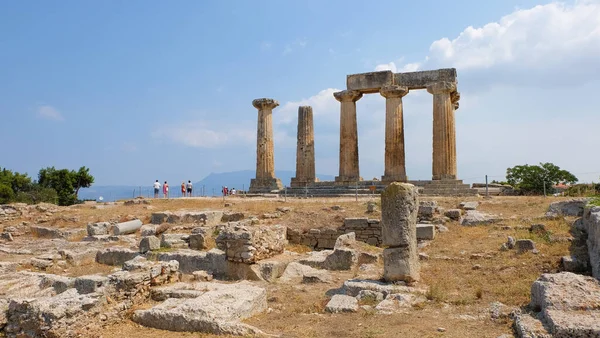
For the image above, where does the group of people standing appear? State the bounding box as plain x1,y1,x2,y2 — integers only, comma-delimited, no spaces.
153,180,193,198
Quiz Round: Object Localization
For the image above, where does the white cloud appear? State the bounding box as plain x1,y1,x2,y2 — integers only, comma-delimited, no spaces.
37,105,64,121
276,88,342,125
153,121,254,149
282,38,308,55
260,41,272,51
374,62,397,72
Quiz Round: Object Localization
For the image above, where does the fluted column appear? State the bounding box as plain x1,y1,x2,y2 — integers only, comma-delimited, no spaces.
249,98,283,193
291,106,316,187
427,82,457,180
334,90,362,183
380,85,409,183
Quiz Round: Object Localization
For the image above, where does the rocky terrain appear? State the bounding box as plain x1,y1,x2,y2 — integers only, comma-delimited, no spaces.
0,195,595,337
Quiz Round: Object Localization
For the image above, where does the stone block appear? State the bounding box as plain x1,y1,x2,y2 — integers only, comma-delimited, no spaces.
325,294,358,313
153,249,227,276
193,270,213,281
335,232,356,248
548,199,589,217
59,249,98,266
459,201,479,210
140,224,158,237
380,183,418,247
215,224,286,263
416,224,436,240
221,212,245,222
188,232,207,250
393,68,457,90
444,209,462,221
86,222,111,236
161,234,189,249
96,247,140,266
346,71,393,93
139,236,161,253
516,239,536,253
323,248,358,270
74,275,108,294
113,219,143,235
383,247,419,283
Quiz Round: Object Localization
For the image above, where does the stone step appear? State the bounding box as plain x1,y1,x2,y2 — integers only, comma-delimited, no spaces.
513,312,551,338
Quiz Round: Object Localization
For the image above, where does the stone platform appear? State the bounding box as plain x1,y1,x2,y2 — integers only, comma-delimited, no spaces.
281,179,477,197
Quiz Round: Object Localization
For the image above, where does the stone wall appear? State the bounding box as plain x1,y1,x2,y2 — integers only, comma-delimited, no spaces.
215,224,287,263
581,205,600,279
287,218,381,250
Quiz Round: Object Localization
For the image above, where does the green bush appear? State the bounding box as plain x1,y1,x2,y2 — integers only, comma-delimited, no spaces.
0,184,14,204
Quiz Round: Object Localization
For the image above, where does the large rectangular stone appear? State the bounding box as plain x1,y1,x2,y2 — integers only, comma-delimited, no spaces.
416,224,436,240
393,68,457,90
383,247,419,283
346,71,393,93
344,218,369,229
215,224,287,263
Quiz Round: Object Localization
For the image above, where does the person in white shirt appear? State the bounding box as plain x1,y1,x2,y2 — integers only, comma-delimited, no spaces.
153,180,161,198
186,180,193,197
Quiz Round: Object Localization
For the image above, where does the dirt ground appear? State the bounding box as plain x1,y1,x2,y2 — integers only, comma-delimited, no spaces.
2,195,576,337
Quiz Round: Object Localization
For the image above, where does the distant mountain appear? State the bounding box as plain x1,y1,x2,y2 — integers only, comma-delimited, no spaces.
78,170,336,201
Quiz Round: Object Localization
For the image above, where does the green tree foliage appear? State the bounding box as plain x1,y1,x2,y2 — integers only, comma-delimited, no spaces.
506,162,578,195
38,166,95,206
0,184,15,204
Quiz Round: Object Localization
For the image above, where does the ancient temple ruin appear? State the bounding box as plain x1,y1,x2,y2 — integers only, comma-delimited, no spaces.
249,68,476,196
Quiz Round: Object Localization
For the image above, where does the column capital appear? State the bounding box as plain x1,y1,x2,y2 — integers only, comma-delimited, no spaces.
426,81,456,95
333,90,363,103
252,98,279,110
451,91,460,110
380,85,409,99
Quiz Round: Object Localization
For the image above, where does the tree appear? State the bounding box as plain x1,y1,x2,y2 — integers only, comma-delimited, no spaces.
0,184,14,204
38,166,94,206
506,162,578,195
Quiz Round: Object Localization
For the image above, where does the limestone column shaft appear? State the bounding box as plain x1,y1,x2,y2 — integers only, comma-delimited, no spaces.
427,82,457,180
380,85,409,183
253,98,279,180
291,106,316,186
334,90,362,182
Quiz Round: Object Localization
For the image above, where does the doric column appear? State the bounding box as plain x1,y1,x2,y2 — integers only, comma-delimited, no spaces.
333,90,362,183
427,82,457,180
291,106,316,187
380,85,409,183
249,98,283,193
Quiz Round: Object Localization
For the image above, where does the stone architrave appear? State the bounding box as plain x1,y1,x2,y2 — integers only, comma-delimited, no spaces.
291,106,316,187
380,85,409,183
427,82,457,181
249,98,284,193
333,90,362,183
380,182,419,282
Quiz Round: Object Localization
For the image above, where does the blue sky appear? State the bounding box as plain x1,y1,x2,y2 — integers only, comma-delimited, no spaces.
2,0,600,186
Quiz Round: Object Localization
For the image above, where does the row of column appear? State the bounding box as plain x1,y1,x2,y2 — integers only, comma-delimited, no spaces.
333,81,459,183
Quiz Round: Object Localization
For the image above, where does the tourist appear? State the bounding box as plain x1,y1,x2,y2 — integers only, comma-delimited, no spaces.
181,182,186,197
231,188,236,195
187,180,193,197
153,180,160,198
163,181,169,198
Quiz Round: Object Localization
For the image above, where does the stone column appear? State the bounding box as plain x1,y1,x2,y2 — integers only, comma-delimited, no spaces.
427,82,457,181
249,98,283,193
333,90,362,183
380,85,409,183
291,106,316,187
381,182,419,283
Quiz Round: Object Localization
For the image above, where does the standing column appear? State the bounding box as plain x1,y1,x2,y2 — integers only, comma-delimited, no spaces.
291,106,316,187
427,82,457,180
333,90,362,183
380,85,409,183
249,98,284,193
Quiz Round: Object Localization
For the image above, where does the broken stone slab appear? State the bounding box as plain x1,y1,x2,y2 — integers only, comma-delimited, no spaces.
188,228,208,250
416,224,436,240
344,218,369,229
561,255,587,273
383,247,419,283
334,232,356,249
161,233,189,249
459,201,479,210
151,211,224,225
375,293,426,314
548,199,589,217
357,290,384,302
74,275,108,294
279,262,331,284
460,210,503,226
132,281,267,336
221,212,245,222
193,270,213,281
526,272,600,337
59,248,98,266
5,288,103,338
151,249,227,276
215,224,287,263
139,236,160,253
325,294,358,313
96,247,140,266
249,259,289,282
343,279,425,298
29,258,53,270
113,219,143,236
86,222,111,236
30,226,86,241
